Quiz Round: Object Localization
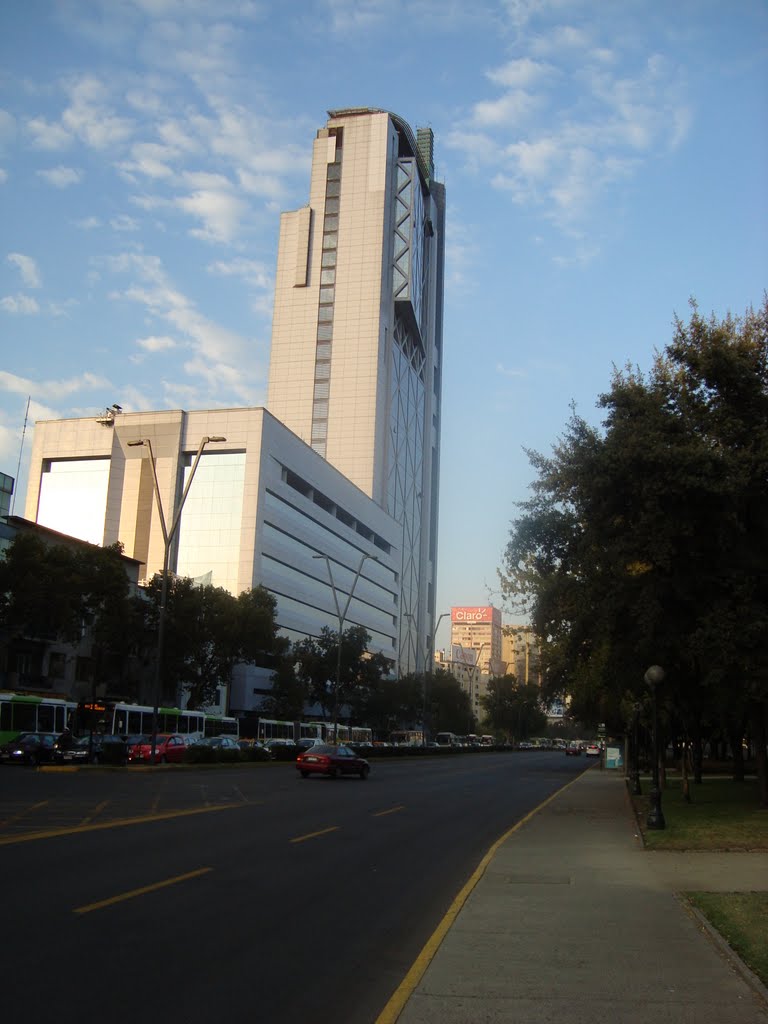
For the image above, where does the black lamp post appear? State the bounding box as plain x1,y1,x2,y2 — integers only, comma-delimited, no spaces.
631,701,642,795
645,664,666,829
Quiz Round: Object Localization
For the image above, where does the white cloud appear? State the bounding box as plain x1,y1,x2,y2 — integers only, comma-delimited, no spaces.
487,57,555,89
27,116,72,150
0,294,40,315
496,362,527,378
36,165,83,187
109,214,139,231
60,75,134,151
74,216,102,229
0,369,110,401
108,249,263,402
7,253,42,289
176,186,248,244
471,90,539,128
136,334,178,352
0,169,8,184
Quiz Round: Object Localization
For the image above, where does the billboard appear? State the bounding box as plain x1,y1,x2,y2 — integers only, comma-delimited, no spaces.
451,606,500,625
451,644,478,666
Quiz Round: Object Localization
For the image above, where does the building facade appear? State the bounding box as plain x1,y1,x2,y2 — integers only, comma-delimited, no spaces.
268,108,446,676
501,625,542,686
20,108,445,711
449,606,503,676
23,407,403,714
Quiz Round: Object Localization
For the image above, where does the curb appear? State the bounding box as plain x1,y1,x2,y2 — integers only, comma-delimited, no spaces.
678,894,768,1010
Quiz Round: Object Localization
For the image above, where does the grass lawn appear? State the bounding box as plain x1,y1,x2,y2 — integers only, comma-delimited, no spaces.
685,892,768,987
634,777,768,851
631,776,768,988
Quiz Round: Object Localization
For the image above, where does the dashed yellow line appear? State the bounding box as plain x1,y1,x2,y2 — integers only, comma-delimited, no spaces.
74,867,212,914
373,805,405,817
0,802,244,846
290,826,339,844
0,800,49,827
80,799,110,826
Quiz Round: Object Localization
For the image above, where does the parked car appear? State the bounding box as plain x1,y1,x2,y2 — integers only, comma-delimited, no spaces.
0,732,57,765
128,733,187,764
296,743,370,779
585,743,601,757
190,735,240,751
54,733,129,765
565,743,583,756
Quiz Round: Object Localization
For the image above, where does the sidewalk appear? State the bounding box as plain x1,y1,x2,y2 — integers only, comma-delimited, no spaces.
386,768,768,1023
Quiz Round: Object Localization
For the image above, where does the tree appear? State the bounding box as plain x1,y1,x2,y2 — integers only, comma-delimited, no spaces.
427,669,473,735
481,675,547,742
499,298,768,804
293,624,388,723
144,579,286,709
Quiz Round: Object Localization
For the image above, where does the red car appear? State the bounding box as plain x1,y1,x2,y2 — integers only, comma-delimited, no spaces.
128,733,187,765
296,743,370,779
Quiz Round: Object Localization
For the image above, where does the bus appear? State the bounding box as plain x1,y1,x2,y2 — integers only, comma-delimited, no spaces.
255,719,373,746
0,691,76,745
389,730,424,747
435,731,460,748
75,700,238,743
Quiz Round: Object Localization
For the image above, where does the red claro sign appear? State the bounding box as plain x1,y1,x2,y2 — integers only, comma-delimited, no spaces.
452,606,493,623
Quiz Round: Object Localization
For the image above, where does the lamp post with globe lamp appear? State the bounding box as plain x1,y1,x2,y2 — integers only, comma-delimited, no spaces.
645,664,666,830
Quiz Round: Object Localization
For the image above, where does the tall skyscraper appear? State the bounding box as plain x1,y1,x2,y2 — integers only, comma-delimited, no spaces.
268,108,446,674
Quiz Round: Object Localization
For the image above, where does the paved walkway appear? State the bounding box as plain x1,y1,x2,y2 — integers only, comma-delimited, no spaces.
381,768,768,1023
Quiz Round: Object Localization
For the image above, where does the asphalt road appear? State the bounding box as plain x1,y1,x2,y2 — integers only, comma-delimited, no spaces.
1,752,591,1023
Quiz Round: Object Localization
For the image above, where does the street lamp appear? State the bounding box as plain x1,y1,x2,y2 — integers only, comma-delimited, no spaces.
313,551,377,744
128,434,226,762
421,611,448,746
630,701,642,796
644,664,666,830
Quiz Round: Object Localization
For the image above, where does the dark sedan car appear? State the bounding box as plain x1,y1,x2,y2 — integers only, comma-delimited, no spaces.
0,732,57,765
296,743,370,779
55,734,128,765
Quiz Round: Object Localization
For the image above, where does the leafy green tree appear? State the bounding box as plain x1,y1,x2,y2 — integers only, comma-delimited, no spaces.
481,675,547,742
356,672,425,737
260,654,308,721
500,298,768,804
427,668,474,735
293,624,389,724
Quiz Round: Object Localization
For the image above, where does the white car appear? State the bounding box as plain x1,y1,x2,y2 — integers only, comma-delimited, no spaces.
585,743,601,757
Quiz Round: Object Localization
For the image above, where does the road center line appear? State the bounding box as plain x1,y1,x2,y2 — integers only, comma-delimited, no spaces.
290,826,340,843
373,805,404,817
74,867,212,914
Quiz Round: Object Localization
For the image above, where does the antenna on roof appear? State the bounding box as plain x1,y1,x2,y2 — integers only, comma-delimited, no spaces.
10,395,30,516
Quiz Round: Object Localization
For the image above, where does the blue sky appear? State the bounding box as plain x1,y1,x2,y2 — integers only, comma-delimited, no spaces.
1,0,766,651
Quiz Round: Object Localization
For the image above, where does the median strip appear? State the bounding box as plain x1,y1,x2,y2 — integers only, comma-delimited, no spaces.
74,867,212,914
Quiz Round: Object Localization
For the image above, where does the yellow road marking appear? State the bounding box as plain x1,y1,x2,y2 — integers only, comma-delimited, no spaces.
74,867,212,914
374,773,585,1024
373,805,404,817
80,800,110,826
0,802,244,846
290,826,339,844
0,800,49,827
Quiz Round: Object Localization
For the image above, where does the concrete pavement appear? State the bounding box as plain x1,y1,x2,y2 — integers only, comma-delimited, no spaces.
378,767,768,1023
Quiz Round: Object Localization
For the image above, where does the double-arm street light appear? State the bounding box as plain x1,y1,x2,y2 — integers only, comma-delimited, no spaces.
128,434,226,762
421,611,449,746
313,551,377,744
645,664,666,830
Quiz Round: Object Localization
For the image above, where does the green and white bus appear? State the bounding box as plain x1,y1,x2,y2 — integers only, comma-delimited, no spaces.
75,700,238,743
0,691,76,745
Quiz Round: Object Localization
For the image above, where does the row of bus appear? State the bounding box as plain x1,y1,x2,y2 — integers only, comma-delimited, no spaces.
0,690,239,746
254,718,373,746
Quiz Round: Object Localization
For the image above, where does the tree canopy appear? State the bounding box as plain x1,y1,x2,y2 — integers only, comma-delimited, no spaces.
499,299,768,802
